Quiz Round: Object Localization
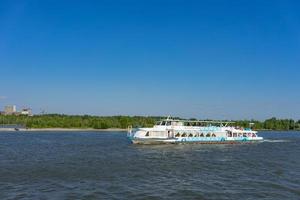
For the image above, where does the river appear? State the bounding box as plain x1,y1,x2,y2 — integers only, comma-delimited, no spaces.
0,131,299,199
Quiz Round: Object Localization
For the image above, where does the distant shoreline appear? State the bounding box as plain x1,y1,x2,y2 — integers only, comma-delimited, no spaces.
0,128,299,132
256,129,300,131
0,128,127,132
1,115,299,132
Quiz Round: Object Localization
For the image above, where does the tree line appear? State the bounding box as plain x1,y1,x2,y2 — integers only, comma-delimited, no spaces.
0,115,299,130
0,114,158,129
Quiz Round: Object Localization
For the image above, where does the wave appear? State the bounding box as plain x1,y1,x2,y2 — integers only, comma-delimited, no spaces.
263,139,290,143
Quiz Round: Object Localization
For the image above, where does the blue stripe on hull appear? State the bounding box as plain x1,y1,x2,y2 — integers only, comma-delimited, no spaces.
129,137,262,144
177,137,252,142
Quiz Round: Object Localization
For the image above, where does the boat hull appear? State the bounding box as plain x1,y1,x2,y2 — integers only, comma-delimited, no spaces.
129,137,263,145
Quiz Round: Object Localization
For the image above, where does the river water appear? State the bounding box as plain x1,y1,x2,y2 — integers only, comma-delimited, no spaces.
0,131,299,199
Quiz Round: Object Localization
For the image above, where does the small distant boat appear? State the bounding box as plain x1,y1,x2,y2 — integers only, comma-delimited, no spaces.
127,117,263,144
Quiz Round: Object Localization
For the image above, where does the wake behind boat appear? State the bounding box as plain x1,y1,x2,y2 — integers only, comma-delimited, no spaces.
127,117,263,144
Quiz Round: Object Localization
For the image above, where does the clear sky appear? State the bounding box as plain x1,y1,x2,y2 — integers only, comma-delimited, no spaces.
1,0,299,120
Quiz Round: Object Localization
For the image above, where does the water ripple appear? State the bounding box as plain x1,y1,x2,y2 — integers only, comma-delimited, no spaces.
0,131,299,199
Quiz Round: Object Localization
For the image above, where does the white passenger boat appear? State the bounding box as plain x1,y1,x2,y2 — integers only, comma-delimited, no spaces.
127,117,263,144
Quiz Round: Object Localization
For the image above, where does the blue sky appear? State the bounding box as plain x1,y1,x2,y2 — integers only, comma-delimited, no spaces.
0,0,299,120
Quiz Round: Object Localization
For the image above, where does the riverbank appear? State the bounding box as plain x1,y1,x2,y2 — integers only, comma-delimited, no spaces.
256,129,300,131
0,128,127,132
1,127,299,132
1,115,299,131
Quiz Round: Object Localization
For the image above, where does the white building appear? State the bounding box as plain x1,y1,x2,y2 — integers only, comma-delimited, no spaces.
4,105,17,115
21,108,33,116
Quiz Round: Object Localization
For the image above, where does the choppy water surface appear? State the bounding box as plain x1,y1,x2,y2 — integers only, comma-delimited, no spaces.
0,131,299,199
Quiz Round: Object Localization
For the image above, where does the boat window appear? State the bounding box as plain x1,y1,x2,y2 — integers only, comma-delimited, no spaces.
194,134,198,137
145,132,149,137
175,133,180,137
188,133,193,137
156,121,161,125
206,133,211,137
161,121,166,126
166,121,171,126
200,133,204,137
212,133,216,137
243,133,247,137
182,133,187,137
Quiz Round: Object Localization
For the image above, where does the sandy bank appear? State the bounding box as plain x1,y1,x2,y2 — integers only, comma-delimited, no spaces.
0,128,127,132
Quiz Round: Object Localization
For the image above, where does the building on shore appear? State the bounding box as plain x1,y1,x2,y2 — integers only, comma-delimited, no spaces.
1,106,33,116
4,105,17,115
20,108,33,116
